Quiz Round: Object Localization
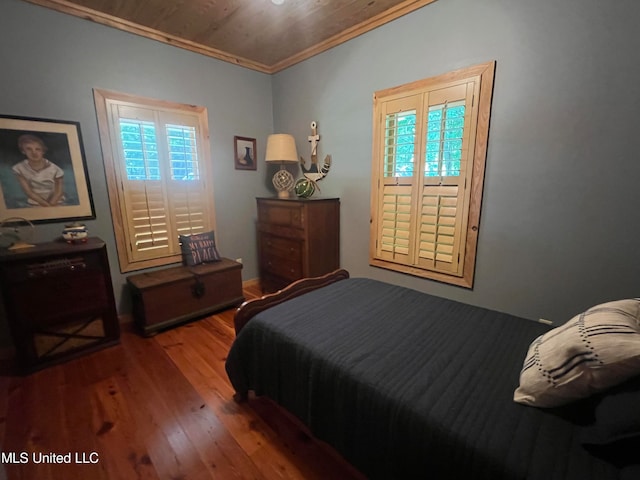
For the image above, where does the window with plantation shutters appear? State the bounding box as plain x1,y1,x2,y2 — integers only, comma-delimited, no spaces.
94,89,216,272
370,62,495,288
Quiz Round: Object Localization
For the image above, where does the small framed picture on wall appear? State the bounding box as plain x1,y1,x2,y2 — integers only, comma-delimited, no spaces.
234,136,257,171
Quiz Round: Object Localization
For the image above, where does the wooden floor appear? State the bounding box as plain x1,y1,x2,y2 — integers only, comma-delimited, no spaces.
0,284,364,480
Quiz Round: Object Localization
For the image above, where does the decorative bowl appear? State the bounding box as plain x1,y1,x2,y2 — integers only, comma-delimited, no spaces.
62,224,88,243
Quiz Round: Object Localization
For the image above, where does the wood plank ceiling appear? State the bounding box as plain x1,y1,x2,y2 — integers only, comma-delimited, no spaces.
23,0,436,73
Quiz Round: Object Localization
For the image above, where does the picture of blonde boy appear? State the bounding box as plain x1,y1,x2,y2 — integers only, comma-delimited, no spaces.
12,134,65,207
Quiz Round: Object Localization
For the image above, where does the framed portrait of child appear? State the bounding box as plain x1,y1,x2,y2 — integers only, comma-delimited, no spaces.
0,115,95,224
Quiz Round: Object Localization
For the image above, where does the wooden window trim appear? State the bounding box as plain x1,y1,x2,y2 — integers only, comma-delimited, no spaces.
94,88,216,272
369,61,495,288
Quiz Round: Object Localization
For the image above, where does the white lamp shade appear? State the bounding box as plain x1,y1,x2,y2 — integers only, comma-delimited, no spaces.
265,134,299,163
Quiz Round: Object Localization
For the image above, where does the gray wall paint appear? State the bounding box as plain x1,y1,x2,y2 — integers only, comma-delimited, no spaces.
0,0,274,343
272,0,640,323
0,0,638,349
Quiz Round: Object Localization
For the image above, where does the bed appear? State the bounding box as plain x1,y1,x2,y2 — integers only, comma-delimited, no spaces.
225,270,640,479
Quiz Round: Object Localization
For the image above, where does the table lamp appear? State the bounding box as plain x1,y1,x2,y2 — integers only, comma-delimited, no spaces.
265,134,299,198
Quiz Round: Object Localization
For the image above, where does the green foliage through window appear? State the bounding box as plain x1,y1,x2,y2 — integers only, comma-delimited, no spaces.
425,101,465,177
383,101,465,179
167,124,200,180
120,120,159,180
120,121,200,181
384,111,416,177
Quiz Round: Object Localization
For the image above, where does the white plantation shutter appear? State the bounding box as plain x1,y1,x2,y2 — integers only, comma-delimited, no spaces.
370,62,495,288
95,89,215,271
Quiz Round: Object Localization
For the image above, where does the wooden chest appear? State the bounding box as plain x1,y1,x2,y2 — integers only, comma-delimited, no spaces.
127,258,243,336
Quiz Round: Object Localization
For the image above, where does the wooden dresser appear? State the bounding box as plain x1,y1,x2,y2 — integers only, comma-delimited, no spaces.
0,238,120,372
257,197,340,293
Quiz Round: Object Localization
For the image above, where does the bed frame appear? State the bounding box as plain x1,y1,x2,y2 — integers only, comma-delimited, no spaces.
234,269,350,335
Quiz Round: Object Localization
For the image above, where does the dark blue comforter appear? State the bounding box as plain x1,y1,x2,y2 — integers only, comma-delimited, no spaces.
225,278,631,479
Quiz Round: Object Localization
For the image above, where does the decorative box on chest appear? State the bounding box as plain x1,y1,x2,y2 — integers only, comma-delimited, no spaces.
257,197,340,293
0,238,120,373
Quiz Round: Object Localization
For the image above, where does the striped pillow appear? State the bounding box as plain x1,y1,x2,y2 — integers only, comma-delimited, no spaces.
514,298,640,408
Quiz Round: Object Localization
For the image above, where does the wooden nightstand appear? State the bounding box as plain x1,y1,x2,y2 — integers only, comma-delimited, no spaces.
257,197,340,293
0,238,120,373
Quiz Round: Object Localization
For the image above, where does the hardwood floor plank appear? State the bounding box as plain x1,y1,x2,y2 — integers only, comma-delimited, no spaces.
158,312,364,480
61,357,110,480
156,327,308,479
88,376,158,480
0,287,362,480
0,376,10,446
120,333,254,479
5,369,56,479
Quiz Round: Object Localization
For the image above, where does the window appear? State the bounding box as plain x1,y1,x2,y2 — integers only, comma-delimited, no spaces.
94,89,216,272
369,62,495,288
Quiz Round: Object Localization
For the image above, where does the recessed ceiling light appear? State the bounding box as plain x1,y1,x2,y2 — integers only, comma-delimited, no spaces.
271,0,285,5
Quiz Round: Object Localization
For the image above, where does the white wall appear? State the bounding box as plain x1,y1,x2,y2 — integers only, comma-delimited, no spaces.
272,0,640,323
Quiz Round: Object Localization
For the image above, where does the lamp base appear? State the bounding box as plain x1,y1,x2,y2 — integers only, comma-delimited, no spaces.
272,168,295,199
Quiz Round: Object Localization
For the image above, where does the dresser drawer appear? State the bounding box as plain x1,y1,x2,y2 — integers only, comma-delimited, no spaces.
262,258,302,281
260,236,303,280
258,201,304,228
261,235,302,261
